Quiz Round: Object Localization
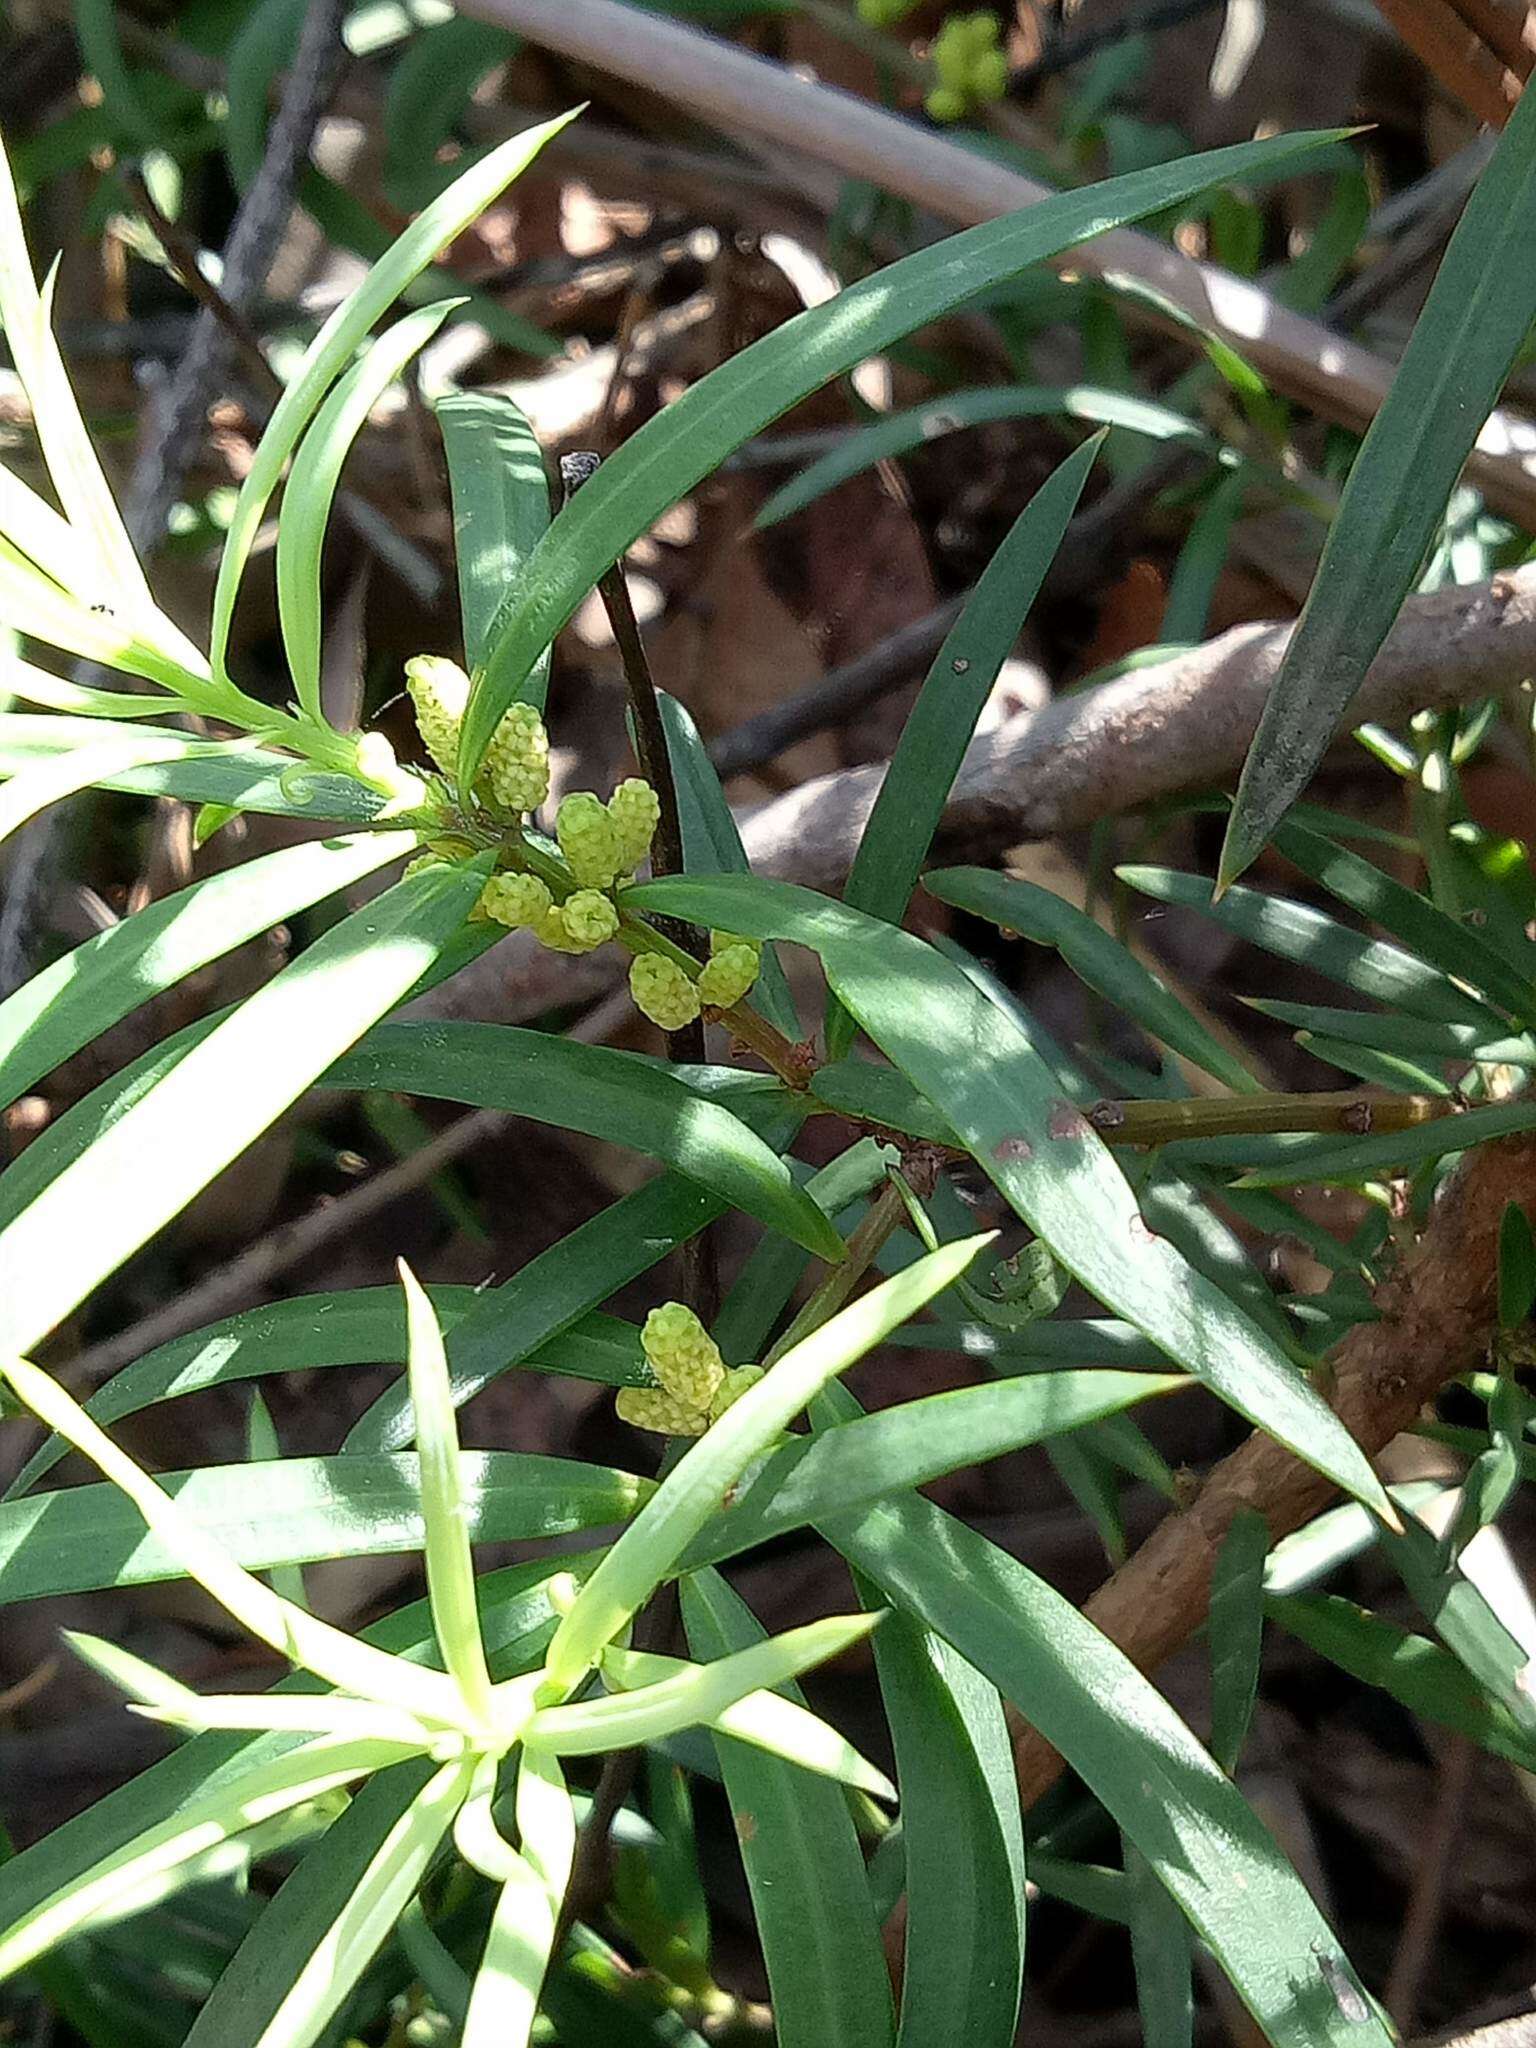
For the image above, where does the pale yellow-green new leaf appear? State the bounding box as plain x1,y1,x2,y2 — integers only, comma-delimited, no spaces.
247,1756,476,2048
0,134,148,611
0,1355,465,1727
541,1233,991,1690
399,1260,495,1727
0,1731,421,1983
603,1644,895,1799
461,1750,575,2048
210,110,579,681
529,1613,880,1754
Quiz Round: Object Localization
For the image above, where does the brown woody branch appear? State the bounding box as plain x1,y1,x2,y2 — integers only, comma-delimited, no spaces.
410,562,1536,1025
1011,1130,1536,1808
738,560,1536,887
455,0,1536,527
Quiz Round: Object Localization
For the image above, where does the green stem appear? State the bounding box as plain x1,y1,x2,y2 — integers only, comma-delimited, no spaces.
763,1178,909,1366
1085,1090,1452,1145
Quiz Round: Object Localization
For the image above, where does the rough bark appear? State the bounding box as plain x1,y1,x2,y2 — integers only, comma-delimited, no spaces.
1012,1132,1536,1808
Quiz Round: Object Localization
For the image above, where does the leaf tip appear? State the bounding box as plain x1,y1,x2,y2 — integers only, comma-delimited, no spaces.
1374,1493,1406,1538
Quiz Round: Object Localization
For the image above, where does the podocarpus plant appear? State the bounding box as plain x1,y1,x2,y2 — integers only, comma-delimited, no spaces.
1,80,1535,2048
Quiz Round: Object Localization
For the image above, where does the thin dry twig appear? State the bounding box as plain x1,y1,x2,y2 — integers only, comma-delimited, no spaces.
1386,1736,1477,2033
736,560,1536,886
1440,0,1536,78
454,0,1536,525
1011,1131,1536,1808
1371,0,1522,125
710,446,1195,782
127,0,349,548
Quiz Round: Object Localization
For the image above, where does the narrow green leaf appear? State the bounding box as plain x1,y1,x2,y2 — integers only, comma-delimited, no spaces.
657,689,799,1037
1208,1507,1269,1774
1125,1842,1194,2048
210,110,576,680
4,1294,646,1500
889,1316,1165,1367
1244,1001,1534,1067
279,301,457,722
436,391,552,680
244,1391,308,1607
827,437,1101,1058
0,1451,647,1605
680,1368,1185,1568
1268,1591,1536,1772
0,714,390,822
0,859,485,1358
0,830,412,1112
383,16,519,209
1383,1507,1536,1736
1436,1370,1533,1569
461,129,1346,781
1028,1854,1132,1924
1046,1427,1127,1562
816,1449,1387,2048
1118,864,1503,1028
681,1570,895,2048
329,1018,842,1261
543,1234,988,1688
606,1646,893,1797
73,0,161,150
1273,819,1534,1022
1223,83,1536,885
928,865,1261,1093
1499,1203,1536,1331
180,1761,435,2047
400,1265,494,1723
639,1752,710,1963
631,874,1393,1517
532,1613,878,1753
866,1607,1023,2048
1234,1100,1536,1189
754,386,1195,529
1139,1166,1296,1350
1263,1482,1449,1597
1301,1038,1477,1095
0,1732,426,1985
0,730,245,849
1160,467,1246,644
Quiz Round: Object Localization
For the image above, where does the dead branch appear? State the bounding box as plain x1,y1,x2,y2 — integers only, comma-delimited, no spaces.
1011,1129,1536,1809
126,0,349,547
738,560,1536,888
406,562,1536,1023
454,0,1536,526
